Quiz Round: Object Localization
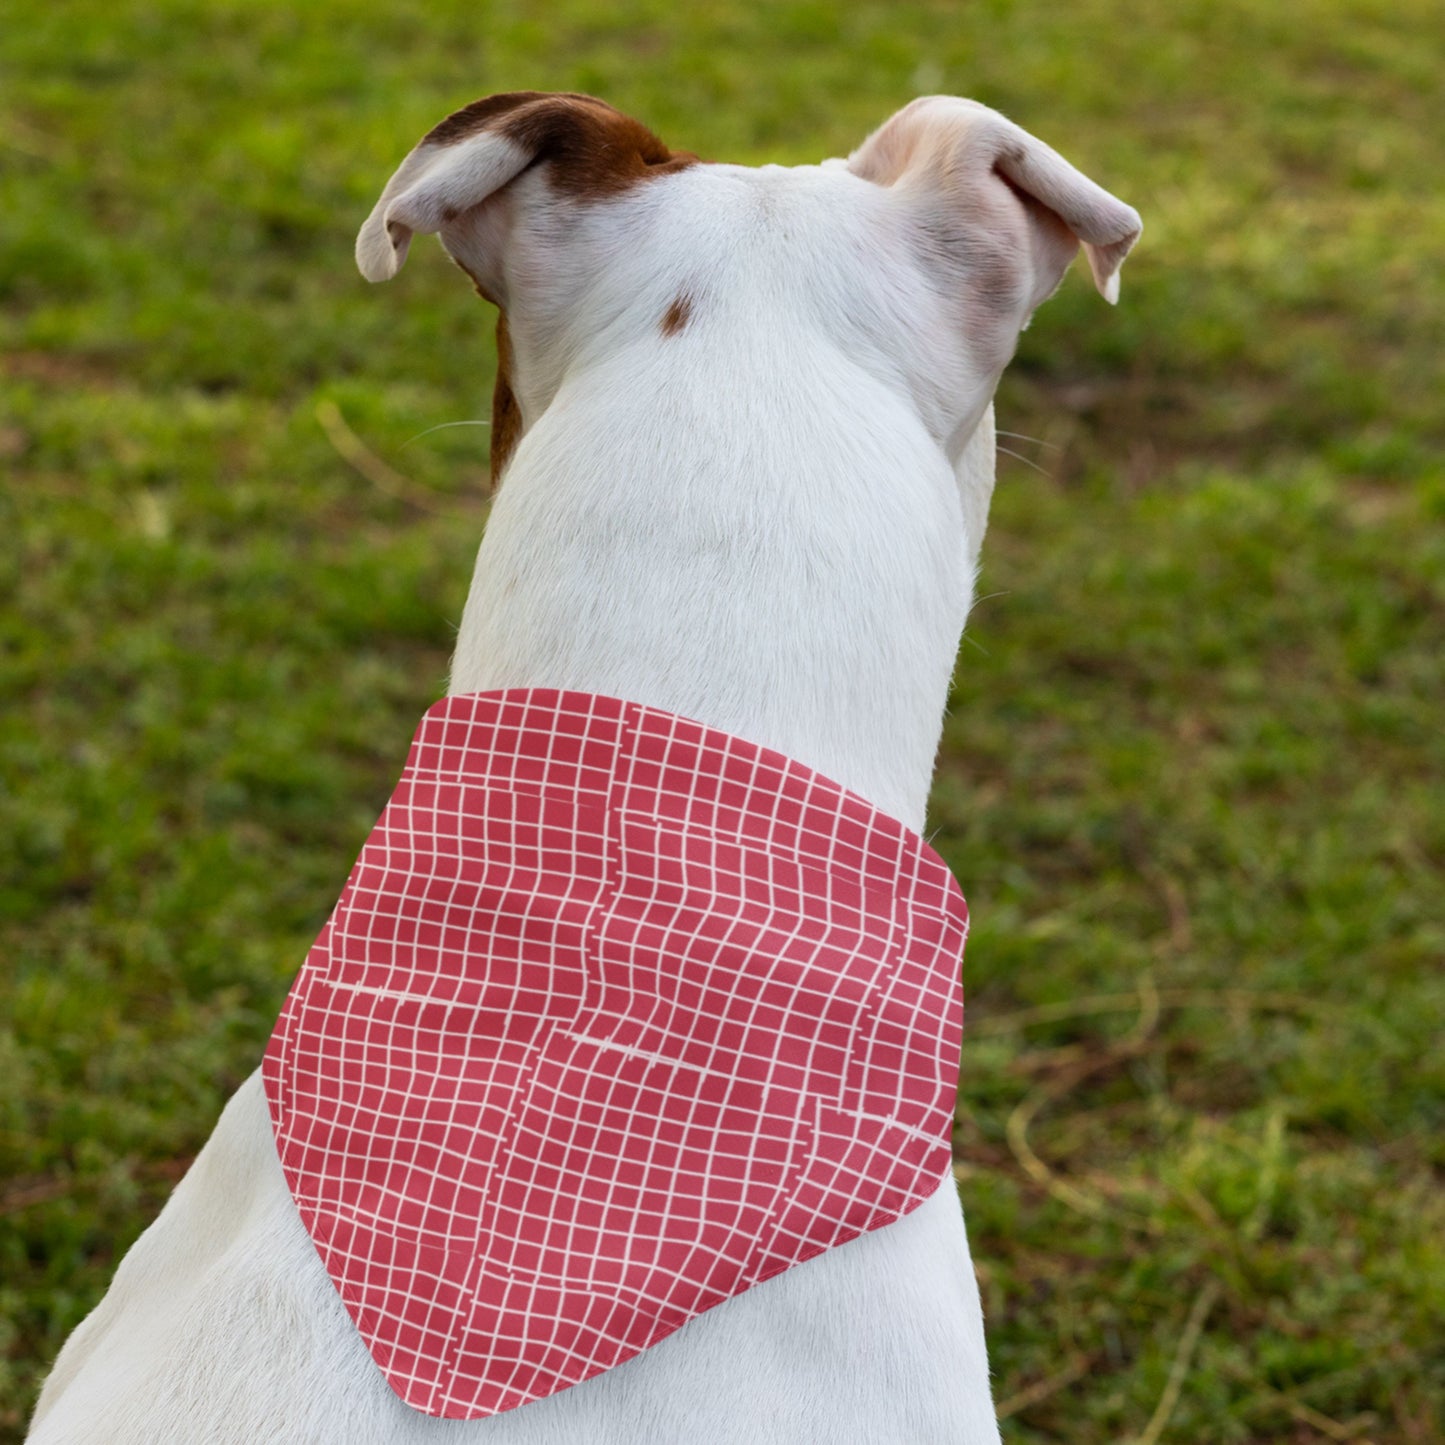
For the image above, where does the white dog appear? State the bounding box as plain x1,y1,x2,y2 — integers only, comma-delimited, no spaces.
28,93,1138,1444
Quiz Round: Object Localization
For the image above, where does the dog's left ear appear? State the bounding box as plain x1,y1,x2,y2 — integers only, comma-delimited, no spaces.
356,91,691,288
848,96,1141,310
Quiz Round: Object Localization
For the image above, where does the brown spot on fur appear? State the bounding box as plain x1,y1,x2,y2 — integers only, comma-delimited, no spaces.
489,312,523,485
423,91,697,201
461,266,500,309
446,260,515,486
660,294,692,337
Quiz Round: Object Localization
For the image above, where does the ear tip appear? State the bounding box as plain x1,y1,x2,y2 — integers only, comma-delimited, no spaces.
1090,212,1141,303
355,218,408,281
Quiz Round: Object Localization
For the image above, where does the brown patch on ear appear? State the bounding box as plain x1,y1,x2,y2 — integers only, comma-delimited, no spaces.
424,90,698,201
423,91,555,147
660,294,693,337
489,312,523,486
412,92,696,487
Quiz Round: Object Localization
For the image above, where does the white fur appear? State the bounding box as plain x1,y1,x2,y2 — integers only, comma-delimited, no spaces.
30,96,1138,1444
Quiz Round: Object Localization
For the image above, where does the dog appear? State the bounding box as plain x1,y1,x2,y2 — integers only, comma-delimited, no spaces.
27,92,1139,1444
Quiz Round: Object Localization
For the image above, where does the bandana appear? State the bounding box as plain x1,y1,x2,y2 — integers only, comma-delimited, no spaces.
263,689,967,1419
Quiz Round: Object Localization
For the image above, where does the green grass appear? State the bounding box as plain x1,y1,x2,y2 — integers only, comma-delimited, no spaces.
2,1,1441,1440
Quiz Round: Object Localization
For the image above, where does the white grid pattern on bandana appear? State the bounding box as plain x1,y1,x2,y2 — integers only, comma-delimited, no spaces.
263,689,967,1420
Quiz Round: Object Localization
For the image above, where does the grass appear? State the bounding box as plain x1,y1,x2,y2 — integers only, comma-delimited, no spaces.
2,0,1441,1439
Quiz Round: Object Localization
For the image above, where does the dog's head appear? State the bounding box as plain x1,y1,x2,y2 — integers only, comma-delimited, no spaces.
357,91,1140,485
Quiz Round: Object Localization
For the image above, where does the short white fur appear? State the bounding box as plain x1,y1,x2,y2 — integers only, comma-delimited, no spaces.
29,94,1138,1445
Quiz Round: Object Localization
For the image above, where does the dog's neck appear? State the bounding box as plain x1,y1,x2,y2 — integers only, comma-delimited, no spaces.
447,336,993,834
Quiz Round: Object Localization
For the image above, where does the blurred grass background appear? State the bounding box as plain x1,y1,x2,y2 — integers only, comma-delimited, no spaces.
1,1,1441,1440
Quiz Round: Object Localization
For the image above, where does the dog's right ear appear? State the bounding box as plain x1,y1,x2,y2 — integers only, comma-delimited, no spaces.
356,91,692,287
847,96,1141,312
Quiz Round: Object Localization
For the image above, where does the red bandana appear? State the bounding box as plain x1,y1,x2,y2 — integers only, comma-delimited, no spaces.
263,689,967,1419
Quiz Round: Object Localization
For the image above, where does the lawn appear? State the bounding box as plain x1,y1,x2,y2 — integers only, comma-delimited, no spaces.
2,1,1441,1440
